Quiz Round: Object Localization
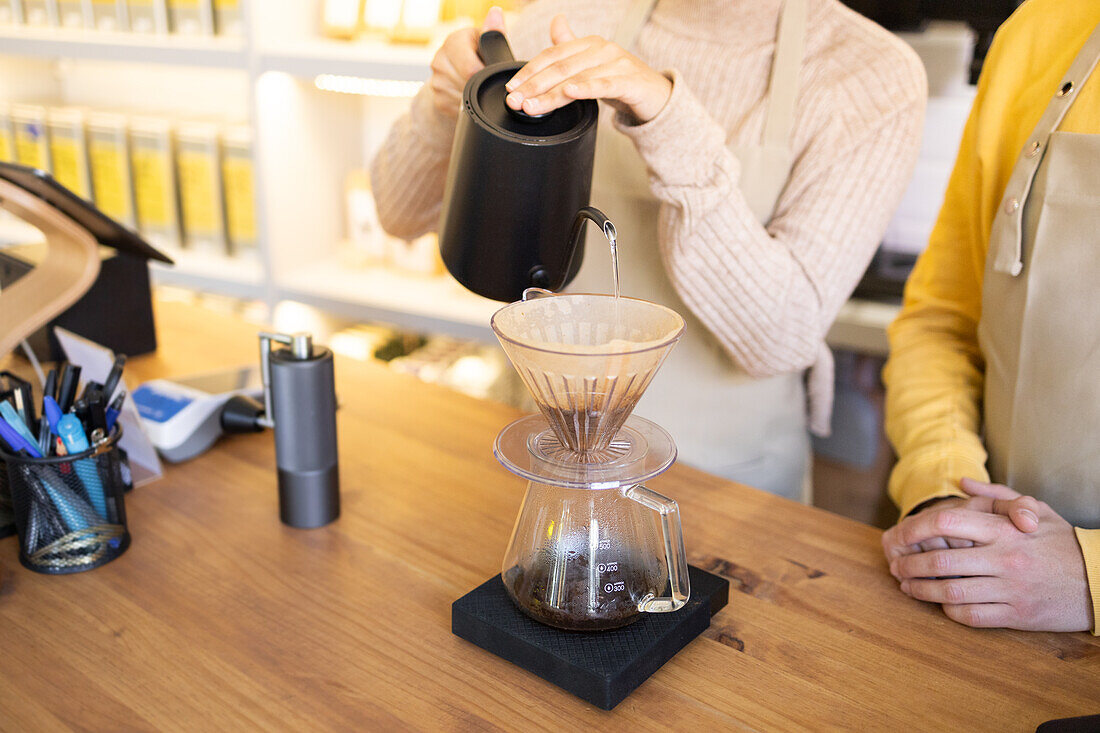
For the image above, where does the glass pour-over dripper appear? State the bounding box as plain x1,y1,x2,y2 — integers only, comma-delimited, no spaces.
492,292,690,630
491,293,684,456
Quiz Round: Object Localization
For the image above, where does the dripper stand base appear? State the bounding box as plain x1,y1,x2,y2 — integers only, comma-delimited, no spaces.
451,565,729,710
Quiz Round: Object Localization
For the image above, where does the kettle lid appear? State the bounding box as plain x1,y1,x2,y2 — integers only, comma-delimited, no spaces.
466,63,598,144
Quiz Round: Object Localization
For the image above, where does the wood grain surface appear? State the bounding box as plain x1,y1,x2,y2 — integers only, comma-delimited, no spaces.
1,298,1097,731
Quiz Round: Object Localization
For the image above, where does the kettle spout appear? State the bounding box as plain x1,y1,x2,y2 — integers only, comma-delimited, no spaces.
560,206,616,291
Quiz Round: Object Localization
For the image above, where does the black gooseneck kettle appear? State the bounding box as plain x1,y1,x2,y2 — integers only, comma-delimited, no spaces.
438,30,609,303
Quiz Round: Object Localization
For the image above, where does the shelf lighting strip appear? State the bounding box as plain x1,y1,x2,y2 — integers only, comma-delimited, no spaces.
313,74,423,98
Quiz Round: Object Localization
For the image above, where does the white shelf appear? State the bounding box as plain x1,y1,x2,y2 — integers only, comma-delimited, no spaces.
277,261,499,342
826,298,900,357
150,250,267,300
0,26,247,68
257,38,432,81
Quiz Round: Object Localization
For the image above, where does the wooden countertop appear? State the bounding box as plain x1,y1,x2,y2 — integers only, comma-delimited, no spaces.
1,299,1097,730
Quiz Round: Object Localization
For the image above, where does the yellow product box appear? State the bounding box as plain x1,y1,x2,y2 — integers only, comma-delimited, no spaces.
55,0,85,27
11,104,51,173
176,122,226,253
211,0,239,36
21,0,57,26
90,0,127,30
220,125,257,258
0,105,15,163
127,0,167,33
46,108,92,200
130,116,181,251
87,112,136,227
166,0,212,35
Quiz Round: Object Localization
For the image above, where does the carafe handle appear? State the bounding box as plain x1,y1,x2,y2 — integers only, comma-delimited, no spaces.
624,484,690,613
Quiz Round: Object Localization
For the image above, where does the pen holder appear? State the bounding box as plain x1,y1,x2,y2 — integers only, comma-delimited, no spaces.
1,427,131,574
0,461,14,538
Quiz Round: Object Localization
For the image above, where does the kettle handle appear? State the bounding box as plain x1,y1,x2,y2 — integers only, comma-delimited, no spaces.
624,484,691,613
478,30,516,66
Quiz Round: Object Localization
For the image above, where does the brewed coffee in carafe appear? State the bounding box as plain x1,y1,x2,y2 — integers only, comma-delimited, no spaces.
492,292,690,631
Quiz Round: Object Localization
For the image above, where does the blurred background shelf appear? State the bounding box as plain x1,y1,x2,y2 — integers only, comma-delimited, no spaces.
275,260,498,342
0,26,247,68
257,38,431,81
150,250,267,300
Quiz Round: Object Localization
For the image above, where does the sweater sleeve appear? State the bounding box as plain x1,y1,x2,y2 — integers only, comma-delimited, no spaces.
615,62,926,379
881,23,1012,518
369,87,458,241
1074,528,1100,635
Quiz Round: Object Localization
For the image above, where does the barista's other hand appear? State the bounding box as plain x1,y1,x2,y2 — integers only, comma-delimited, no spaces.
881,480,1042,561
429,6,506,119
504,14,672,123
889,492,1092,632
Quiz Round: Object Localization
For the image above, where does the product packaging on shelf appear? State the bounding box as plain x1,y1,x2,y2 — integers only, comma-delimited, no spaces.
322,0,363,39
56,0,85,27
89,0,128,30
176,121,227,254
345,169,387,264
20,0,57,26
211,0,239,35
45,108,92,200
11,105,51,173
166,0,212,35
87,111,137,227
389,232,444,276
220,124,257,259
0,0,22,24
126,0,167,33
130,116,182,251
0,104,15,163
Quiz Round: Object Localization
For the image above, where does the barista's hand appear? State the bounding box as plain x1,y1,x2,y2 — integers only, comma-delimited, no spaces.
888,486,1092,632
504,15,672,123
882,479,1041,559
428,6,507,119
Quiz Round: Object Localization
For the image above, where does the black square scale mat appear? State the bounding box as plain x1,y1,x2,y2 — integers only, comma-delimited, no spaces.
451,565,729,710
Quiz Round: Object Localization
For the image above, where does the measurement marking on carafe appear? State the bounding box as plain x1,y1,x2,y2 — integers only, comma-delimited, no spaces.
597,562,619,573
604,581,626,593
598,539,611,550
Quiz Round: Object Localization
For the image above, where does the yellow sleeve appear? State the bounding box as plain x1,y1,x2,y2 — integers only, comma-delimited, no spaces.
881,29,1010,518
1074,528,1100,635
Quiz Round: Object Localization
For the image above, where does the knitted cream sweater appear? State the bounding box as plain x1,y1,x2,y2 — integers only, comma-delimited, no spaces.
370,0,926,434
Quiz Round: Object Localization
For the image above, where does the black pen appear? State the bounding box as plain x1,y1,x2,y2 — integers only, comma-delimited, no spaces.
101,355,126,403
44,368,57,402
85,388,108,433
80,380,104,402
57,363,81,413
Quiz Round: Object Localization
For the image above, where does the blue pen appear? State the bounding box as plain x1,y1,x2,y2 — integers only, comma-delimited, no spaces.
0,413,42,457
56,414,107,521
1,401,39,449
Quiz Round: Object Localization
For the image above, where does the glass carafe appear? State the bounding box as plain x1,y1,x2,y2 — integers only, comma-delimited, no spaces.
501,480,690,631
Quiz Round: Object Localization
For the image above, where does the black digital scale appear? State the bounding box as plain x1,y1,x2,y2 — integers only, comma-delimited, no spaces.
452,565,729,711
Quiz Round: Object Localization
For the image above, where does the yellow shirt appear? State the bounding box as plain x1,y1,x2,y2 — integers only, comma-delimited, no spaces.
883,0,1100,633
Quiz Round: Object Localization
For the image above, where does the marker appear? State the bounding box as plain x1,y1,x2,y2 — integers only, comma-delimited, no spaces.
1,401,39,449
0,414,42,457
57,414,106,520
43,396,64,434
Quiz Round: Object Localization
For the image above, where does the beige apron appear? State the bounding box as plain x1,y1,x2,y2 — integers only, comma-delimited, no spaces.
567,0,811,499
979,23,1100,529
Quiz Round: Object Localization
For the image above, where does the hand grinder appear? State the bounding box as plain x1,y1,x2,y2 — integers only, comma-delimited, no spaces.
253,331,340,528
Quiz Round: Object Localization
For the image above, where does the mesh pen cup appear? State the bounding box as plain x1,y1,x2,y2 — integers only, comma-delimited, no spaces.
1,427,131,574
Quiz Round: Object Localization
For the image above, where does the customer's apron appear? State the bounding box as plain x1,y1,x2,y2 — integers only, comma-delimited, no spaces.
979,23,1100,529
567,0,811,498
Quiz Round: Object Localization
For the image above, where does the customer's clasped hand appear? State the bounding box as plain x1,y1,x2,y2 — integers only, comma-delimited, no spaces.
882,479,1094,632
